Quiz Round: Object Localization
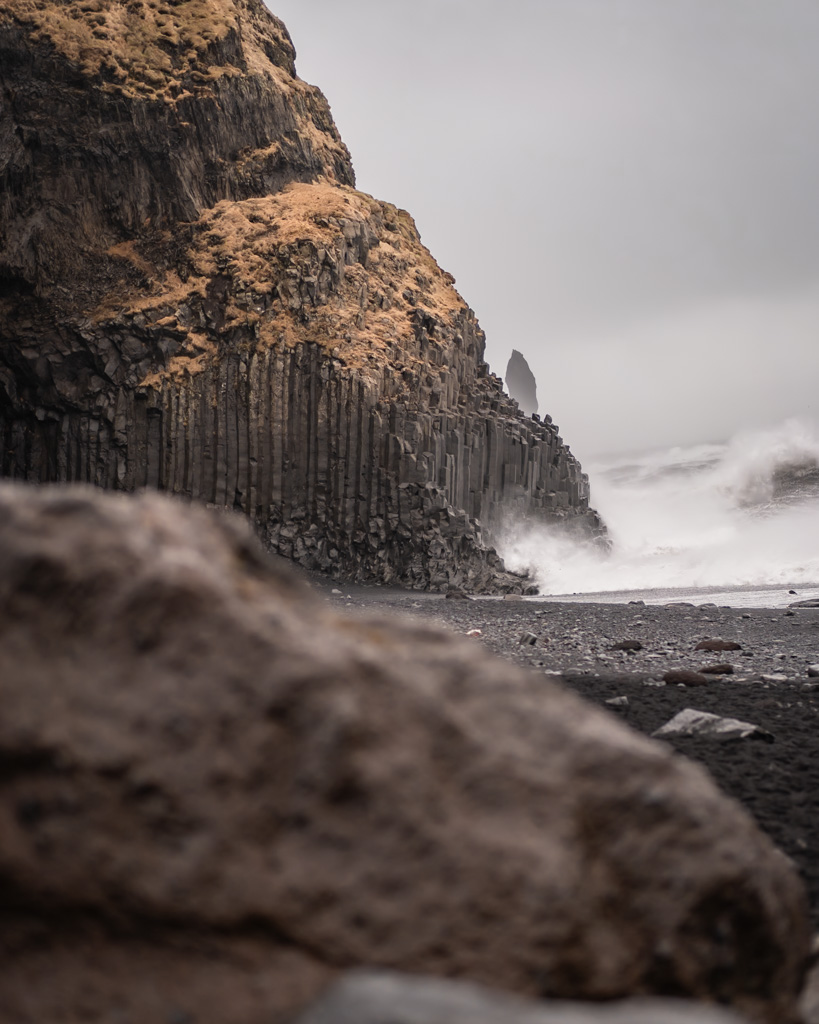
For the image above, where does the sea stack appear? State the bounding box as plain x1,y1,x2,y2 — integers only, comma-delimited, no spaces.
505,348,539,416
0,0,602,590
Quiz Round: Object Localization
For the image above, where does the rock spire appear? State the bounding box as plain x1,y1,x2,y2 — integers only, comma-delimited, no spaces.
505,348,539,416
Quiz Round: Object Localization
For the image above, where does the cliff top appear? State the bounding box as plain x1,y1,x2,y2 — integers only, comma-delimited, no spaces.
0,0,354,286
0,0,470,385
0,0,297,98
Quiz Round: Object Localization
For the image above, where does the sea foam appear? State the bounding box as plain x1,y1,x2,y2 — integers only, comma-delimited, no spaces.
500,418,819,603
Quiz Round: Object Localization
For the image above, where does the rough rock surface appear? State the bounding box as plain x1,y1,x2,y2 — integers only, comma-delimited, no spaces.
0,484,809,1024
0,0,602,591
295,970,753,1024
505,348,539,416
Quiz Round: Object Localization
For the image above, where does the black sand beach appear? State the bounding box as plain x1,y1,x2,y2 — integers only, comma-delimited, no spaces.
317,583,819,928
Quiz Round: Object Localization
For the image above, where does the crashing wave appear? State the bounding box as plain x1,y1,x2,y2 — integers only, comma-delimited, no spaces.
499,417,819,597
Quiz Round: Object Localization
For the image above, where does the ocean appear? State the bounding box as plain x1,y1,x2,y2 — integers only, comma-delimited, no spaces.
501,418,819,608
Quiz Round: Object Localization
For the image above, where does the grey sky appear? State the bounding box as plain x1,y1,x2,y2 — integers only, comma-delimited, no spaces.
267,0,819,457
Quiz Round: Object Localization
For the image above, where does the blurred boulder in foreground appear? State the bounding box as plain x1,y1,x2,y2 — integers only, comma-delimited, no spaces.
0,485,809,1024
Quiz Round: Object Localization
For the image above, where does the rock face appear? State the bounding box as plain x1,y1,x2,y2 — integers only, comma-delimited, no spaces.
0,0,602,591
0,484,809,1024
505,348,539,416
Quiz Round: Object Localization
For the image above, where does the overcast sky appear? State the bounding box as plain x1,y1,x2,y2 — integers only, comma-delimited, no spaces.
268,0,819,457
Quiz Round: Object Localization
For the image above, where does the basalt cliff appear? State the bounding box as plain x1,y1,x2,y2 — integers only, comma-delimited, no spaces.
0,0,602,590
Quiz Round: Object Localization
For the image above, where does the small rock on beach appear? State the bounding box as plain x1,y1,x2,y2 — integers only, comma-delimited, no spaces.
653,708,775,743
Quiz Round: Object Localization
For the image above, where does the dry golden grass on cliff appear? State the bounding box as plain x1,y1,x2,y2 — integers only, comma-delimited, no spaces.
192,185,358,279
192,183,465,316
119,184,468,385
191,184,466,358
1,0,294,98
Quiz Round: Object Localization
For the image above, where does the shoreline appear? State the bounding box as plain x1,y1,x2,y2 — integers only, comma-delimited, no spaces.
533,581,819,609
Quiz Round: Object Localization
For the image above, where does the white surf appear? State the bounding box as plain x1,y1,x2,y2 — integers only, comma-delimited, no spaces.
500,418,819,607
